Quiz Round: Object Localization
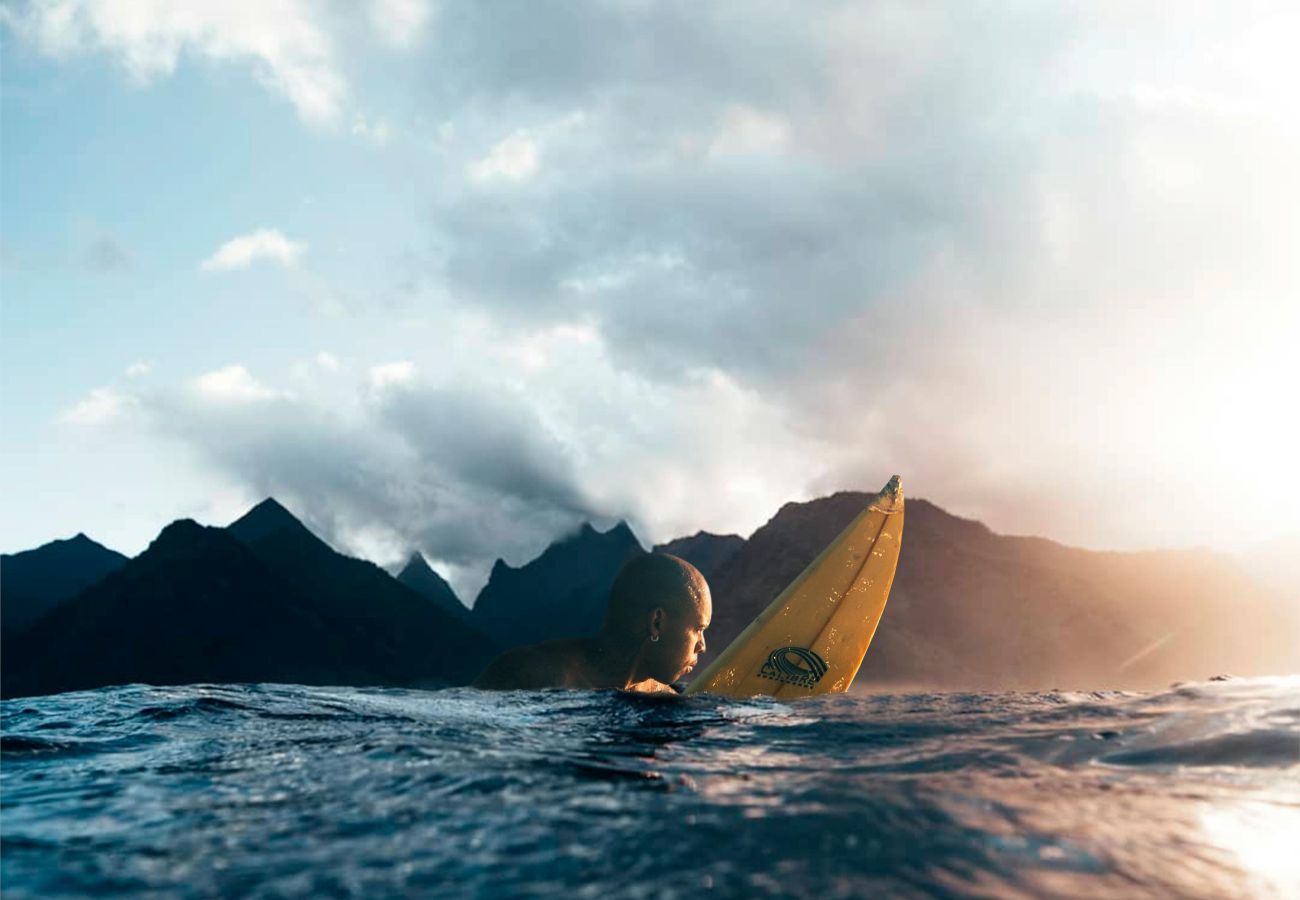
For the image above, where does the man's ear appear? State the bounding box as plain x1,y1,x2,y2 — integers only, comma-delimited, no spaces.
649,607,665,636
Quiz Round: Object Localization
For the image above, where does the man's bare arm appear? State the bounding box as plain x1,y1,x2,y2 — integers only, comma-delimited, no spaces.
472,647,556,690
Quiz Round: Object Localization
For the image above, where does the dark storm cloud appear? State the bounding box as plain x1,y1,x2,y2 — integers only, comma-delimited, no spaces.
143,378,599,591
373,382,591,516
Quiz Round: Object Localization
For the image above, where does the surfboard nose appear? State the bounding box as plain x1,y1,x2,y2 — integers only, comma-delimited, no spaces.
883,475,902,499
871,475,903,514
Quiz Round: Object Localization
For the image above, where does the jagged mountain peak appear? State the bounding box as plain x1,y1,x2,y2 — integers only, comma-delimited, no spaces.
472,519,647,649
492,520,643,572
152,518,207,543
396,551,467,619
0,529,131,637
653,530,746,583
607,520,637,540
227,497,315,545
559,519,639,548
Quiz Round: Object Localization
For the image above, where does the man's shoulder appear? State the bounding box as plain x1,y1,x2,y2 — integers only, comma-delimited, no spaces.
503,639,586,670
627,678,679,694
472,639,588,689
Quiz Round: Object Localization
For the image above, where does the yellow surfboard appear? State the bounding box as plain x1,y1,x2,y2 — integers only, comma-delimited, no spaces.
685,476,904,699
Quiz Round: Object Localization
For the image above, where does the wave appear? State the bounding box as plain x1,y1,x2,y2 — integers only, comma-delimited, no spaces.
2,677,1297,898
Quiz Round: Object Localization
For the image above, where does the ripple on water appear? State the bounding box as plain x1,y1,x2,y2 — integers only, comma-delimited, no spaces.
1,678,1298,899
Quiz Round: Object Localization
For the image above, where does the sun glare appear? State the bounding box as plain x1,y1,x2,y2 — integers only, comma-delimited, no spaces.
1200,800,1300,897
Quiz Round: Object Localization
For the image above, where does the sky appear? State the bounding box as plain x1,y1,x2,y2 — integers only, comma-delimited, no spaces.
2,1,1298,600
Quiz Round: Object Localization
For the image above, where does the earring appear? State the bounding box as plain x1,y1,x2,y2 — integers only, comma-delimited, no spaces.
650,634,660,642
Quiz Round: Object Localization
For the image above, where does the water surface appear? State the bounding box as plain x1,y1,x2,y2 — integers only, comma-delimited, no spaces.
3,677,1298,898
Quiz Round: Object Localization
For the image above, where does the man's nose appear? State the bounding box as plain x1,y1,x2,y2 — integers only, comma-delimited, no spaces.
697,634,706,653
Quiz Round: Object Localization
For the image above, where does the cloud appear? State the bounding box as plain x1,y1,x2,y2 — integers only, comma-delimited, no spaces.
200,229,306,271
25,3,1300,569
403,1,1300,549
467,130,539,183
375,381,589,514
367,360,416,389
291,351,345,382
58,386,138,426
125,360,153,378
707,105,790,159
126,358,599,597
351,115,392,146
99,317,830,598
369,0,432,49
1,0,346,124
192,365,283,404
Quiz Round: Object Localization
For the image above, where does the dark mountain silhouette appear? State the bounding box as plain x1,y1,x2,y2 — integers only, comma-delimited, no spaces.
223,495,316,545
700,492,1300,691
1,520,371,699
653,531,745,584
473,522,645,650
1,533,128,635
7,489,1292,698
1,499,499,699
226,498,494,684
395,551,469,623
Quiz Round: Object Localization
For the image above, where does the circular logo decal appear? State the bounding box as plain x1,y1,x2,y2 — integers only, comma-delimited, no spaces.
758,646,828,688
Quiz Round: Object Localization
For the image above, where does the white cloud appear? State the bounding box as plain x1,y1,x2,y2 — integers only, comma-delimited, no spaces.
290,351,343,382
1,0,346,124
707,105,790,158
368,360,417,389
352,115,392,146
368,0,432,49
108,323,828,598
467,131,539,183
408,2,1300,551
464,113,586,185
16,2,1300,565
200,228,306,271
125,360,153,378
192,365,281,403
58,386,138,426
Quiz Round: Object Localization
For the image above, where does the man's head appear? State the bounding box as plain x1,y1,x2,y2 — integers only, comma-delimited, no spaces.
603,553,712,683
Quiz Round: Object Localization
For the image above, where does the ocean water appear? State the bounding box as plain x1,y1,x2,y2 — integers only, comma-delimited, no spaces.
2,678,1298,899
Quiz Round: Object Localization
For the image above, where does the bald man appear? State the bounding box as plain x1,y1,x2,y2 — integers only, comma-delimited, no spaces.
472,553,712,693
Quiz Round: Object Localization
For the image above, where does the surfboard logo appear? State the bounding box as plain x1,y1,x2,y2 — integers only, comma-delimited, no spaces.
758,646,828,688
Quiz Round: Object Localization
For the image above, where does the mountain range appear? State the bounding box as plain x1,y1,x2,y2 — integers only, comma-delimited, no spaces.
2,489,1296,698
395,551,470,624
1,533,127,636
472,522,645,649
703,493,1299,690
1,500,494,699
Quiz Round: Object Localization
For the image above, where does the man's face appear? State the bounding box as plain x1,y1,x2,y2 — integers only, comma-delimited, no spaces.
651,592,712,683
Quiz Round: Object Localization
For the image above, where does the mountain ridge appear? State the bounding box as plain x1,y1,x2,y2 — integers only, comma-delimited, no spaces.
472,520,646,650
4,489,1294,697
0,531,129,637
1,500,496,698
703,490,1300,690
396,551,471,623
